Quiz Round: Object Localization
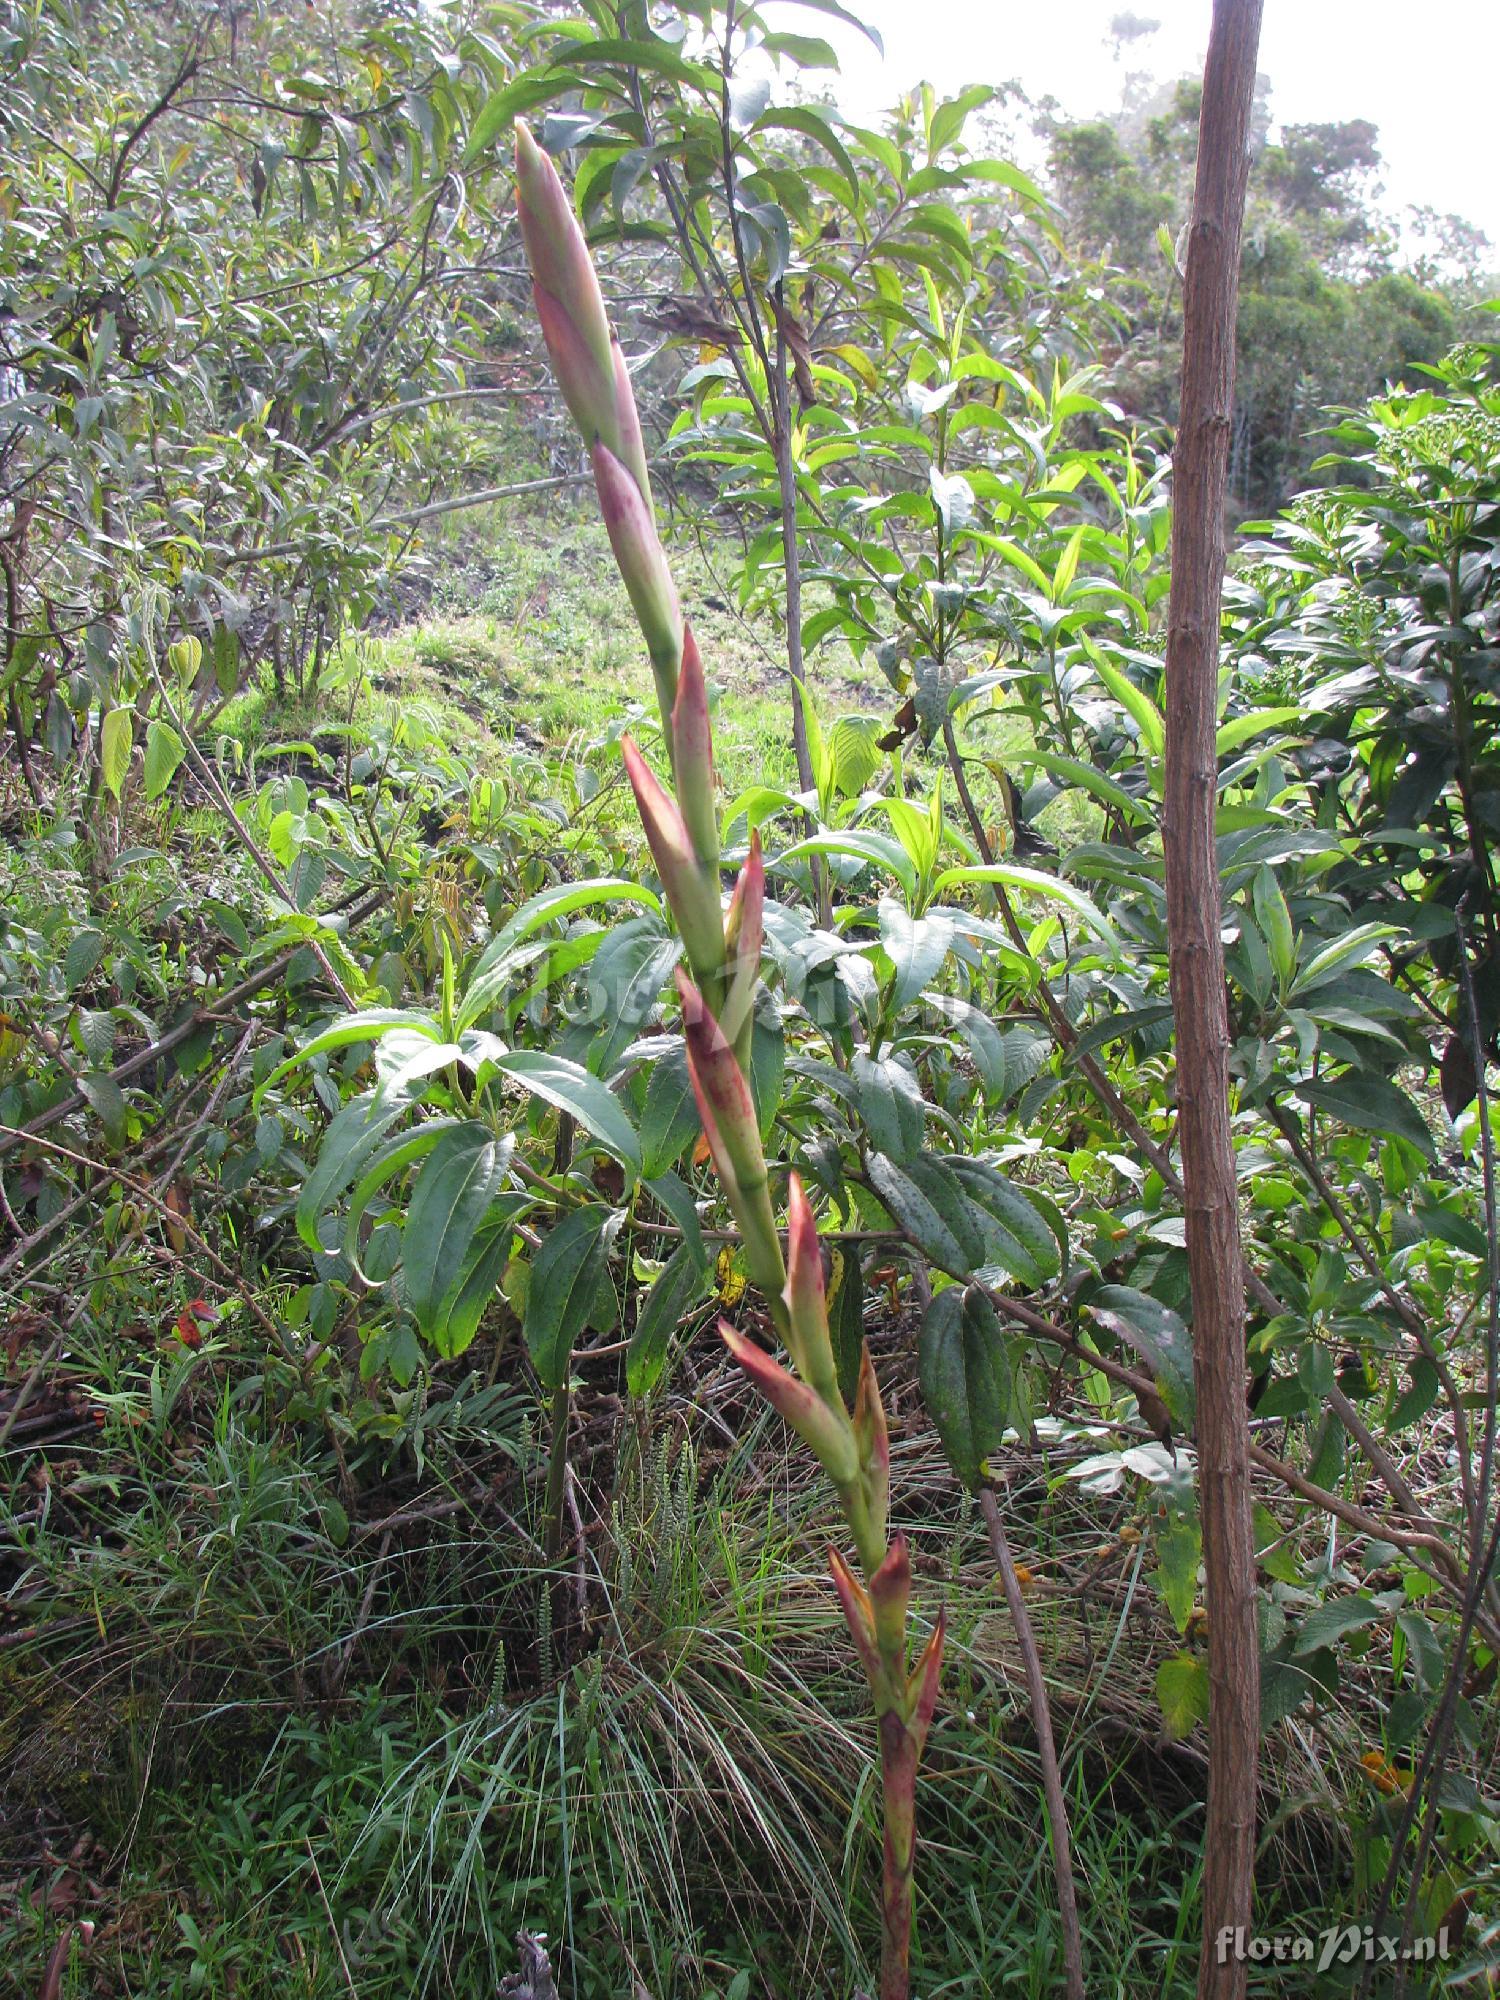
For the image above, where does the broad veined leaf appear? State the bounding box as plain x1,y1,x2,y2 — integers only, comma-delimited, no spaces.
827,1243,865,1406
432,1205,528,1359
777,829,918,902
1299,1073,1435,1162
1216,707,1302,756
876,898,953,1011
1289,923,1399,997
333,1119,463,1271
1155,1482,1201,1634
827,715,881,798
867,1152,984,1276
851,1050,926,1161
752,106,859,203
495,1049,640,1171
923,996,1051,1103
1088,652,1165,760
639,1042,699,1178
1024,751,1152,826
100,707,133,799
296,1090,412,1252
918,1285,1011,1490
1156,1654,1210,1740
946,1156,1064,1289
642,1169,709,1276
257,1010,442,1102
627,1240,710,1396
1250,867,1297,989
464,74,577,162
143,720,186,801
404,1123,515,1336
460,878,662,1029
1293,1594,1380,1656
929,865,1118,948
524,1205,624,1390
1088,1283,1196,1429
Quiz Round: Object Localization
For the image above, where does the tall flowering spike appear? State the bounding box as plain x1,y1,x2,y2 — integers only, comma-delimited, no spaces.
671,624,718,870
783,1172,841,1411
515,120,678,730
514,122,617,456
720,1319,858,1485
677,970,785,1305
620,738,724,987
592,443,684,721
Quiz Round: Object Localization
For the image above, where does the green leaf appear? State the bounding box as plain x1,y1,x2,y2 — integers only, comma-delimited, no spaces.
928,83,993,159
918,1285,1010,1490
876,898,954,1011
930,864,1118,948
867,1152,983,1277
1293,1594,1380,1656
433,1209,523,1359
1089,1284,1195,1427
1300,1074,1435,1162
296,1090,411,1252
495,1050,640,1171
851,1051,926,1161
1088,653,1164,759
143,720,186,802
1217,707,1302,756
777,830,918,903
525,1206,622,1390
404,1123,514,1336
1251,868,1296,989
640,1043,699,1177
79,1072,126,1147
341,1121,462,1269
627,1240,709,1396
1156,1653,1210,1740
827,1245,864,1406
1156,1499,1200,1634
463,74,571,163
64,929,105,993
752,106,859,203
461,878,661,1029
256,1010,439,1102
643,1169,709,1275
947,1157,1064,1289
827,715,881,798
100,707,133,799
1025,751,1152,826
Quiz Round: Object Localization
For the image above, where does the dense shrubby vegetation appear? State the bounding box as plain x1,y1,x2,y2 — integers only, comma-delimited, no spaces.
2,3,1497,1996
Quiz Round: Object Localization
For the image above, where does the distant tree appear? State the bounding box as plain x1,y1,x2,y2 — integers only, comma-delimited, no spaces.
1042,66,1477,509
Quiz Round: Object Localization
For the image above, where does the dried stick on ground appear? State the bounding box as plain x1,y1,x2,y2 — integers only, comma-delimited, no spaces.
979,1486,1085,2000
1161,4,1264,1995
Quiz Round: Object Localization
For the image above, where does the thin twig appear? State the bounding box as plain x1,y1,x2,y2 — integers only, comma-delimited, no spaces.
978,1485,1085,2000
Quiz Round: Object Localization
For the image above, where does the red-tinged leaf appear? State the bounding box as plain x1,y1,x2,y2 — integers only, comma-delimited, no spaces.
718,1315,856,1479
592,442,682,706
906,1607,945,1754
670,622,718,864
829,1544,882,1687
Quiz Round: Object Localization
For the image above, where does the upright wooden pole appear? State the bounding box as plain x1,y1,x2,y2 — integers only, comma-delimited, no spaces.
1162,5,1264,1996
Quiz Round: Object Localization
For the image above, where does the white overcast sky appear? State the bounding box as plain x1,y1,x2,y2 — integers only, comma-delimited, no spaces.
807,0,1500,247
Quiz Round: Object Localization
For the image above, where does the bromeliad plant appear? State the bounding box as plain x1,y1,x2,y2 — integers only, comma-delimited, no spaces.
515,118,944,2000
